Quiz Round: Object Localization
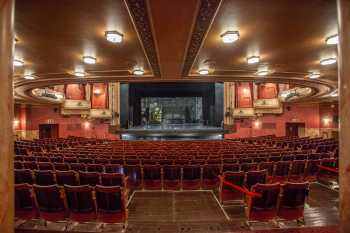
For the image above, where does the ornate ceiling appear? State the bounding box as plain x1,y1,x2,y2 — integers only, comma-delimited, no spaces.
13,0,338,103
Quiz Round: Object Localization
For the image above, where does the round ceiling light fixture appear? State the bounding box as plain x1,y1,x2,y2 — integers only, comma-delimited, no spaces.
256,70,269,76
325,34,339,45
320,57,337,66
74,71,85,77
221,31,240,43
105,30,123,43
308,72,321,79
133,68,144,76
13,59,24,67
198,69,209,75
83,56,97,64
23,74,35,80
247,56,260,64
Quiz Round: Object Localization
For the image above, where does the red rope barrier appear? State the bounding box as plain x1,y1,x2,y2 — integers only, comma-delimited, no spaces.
318,165,339,174
219,176,262,198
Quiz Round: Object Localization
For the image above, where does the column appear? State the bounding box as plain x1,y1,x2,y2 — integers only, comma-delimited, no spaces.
0,0,14,233
337,0,350,232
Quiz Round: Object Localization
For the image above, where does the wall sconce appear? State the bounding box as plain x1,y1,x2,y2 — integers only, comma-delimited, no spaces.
323,117,331,126
13,119,19,128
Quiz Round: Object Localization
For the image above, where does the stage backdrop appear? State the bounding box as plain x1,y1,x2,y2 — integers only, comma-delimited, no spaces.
119,82,224,128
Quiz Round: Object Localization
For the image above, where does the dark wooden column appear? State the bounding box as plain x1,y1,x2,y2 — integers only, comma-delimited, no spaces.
337,0,350,232
0,0,14,233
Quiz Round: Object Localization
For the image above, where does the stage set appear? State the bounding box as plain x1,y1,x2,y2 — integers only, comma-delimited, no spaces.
112,82,226,140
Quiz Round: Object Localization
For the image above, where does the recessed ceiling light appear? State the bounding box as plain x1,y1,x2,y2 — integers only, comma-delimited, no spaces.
198,69,209,75
105,30,123,43
326,34,339,45
247,56,260,64
221,31,240,43
133,68,144,76
256,70,269,76
74,71,85,77
23,74,35,80
83,56,97,64
320,57,337,66
13,59,24,67
309,73,321,79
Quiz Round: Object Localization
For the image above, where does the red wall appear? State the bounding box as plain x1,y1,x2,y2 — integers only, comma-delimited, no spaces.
25,106,118,139
319,102,339,128
225,103,321,139
258,83,278,99
236,82,253,108
91,83,108,109
65,84,85,100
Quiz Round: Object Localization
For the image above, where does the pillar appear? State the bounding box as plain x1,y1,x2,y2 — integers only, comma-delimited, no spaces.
337,0,350,232
0,0,14,233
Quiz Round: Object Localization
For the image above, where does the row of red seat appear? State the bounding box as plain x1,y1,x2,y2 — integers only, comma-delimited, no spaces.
15,183,127,228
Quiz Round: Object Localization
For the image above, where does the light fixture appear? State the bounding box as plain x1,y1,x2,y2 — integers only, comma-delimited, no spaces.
320,57,337,65
83,56,97,64
13,119,19,128
13,59,24,67
323,117,331,126
133,68,144,76
23,74,35,80
308,73,320,79
253,120,261,128
326,34,339,45
198,69,209,75
93,88,102,95
74,71,85,77
221,31,240,43
256,70,269,76
83,121,90,129
247,56,260,64
105,30,123,43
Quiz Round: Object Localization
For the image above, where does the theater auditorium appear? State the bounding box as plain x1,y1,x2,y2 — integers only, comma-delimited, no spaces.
0,0,348,233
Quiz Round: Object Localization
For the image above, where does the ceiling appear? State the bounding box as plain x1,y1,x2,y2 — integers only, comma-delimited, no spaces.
13,0,338,103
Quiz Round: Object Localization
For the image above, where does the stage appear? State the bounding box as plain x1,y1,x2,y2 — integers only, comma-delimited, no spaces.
111,124,227,140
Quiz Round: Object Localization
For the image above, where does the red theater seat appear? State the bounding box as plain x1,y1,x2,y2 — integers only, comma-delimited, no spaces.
277,182,309,222
15,183,38,220
54,163,70,171
56,171,78,186
272,161,291,183
101,173,126,187
142,165,162,189
163,165,181,190
289,160,307,182
219,171,245,204
247,183,280,222
33,184,66,222
15,169,34,184
246,170,267,191
202,164,221,189
123,165,142,189
182,165,201,190
35,170,56,185
64,185,97,222
79,171,101,186
95,185,127,225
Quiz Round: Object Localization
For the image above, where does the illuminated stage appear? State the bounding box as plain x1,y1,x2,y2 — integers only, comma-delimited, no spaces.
112,123,226,140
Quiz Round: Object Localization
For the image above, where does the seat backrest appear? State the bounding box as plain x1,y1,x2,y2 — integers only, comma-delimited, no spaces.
70,163,87,172
182,165,201,180
274,161,291,176
95,185,124,214
87,164,104,173
246,170,267,190
259,162,274,176
240,163,258,172
56,171,77,186
143,165,161,180
15,183,36,212
222,163,240,172
222,171,245,190
163,165,181,180
104,164,123,174
15,169,33,184
79,171,100,186
290,160,306,176
35,170,55,185
33,184,65,213
203,164,221,179
280,182,309,208
54,163,70,171
251,183,280,210
101,173,125,186
64,185,95,213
